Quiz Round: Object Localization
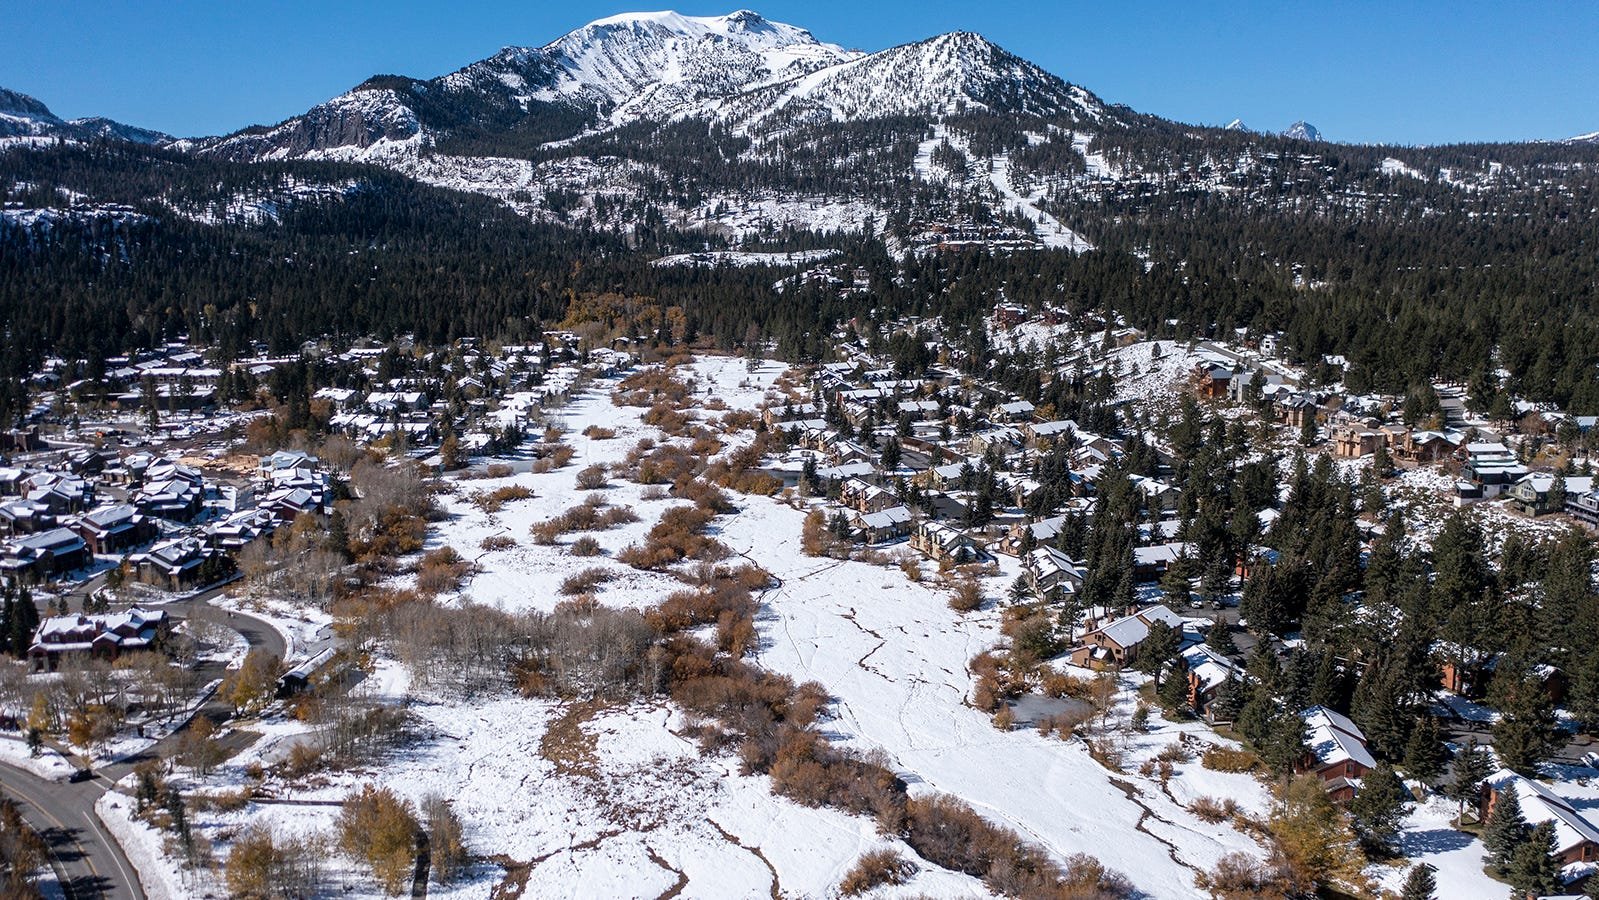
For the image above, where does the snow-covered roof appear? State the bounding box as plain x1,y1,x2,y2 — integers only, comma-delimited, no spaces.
1301,706,1376,770
1485,768,1599,855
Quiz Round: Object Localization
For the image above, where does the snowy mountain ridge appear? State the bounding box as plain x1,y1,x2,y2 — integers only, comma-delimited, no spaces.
0,87,170,145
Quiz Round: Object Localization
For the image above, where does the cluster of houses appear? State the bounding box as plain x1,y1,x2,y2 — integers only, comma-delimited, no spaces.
0,444,331,589
1190,350,1599,520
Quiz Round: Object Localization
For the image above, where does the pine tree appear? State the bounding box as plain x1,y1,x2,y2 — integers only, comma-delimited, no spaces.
1190,667,1234,722
1398,862,1436,900
1205,623,1238,657
1481,786,1527,876
1447,739,1493,826
1507,820,1562,897
1491,653,1561,776
1158,658,1191,719
1135,620,1180,686
1402,716,1447,785
1349,763,1408,856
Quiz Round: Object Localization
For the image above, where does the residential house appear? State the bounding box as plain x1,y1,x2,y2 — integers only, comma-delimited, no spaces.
995,400,1035,423
27,608,170,671
1181,644,1241,720
1024,420,1076,449
205,507,279,551
1480,769,1599,866
1508,474,1595,516
1331,423,1383,459
852,506,913,543
1069,605,1187,669
909,521,977,563
0,527,90,581
1393,429,1455,463
1195,365,1233,400
69,504,154,555
1297,706,1375,801
1132,542,1191,582
1567,489,1599,527
1022,546,1083,603
127,537,225,590
840,478,898,514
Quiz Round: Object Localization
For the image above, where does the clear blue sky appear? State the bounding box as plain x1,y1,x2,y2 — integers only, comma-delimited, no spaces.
6,1,1597,145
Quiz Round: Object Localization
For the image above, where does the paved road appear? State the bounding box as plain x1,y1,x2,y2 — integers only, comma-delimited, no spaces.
0,585,288,899
0,763,142,900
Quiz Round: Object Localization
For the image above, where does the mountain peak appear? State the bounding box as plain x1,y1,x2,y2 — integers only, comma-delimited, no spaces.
1224,118,1248,132
1283,120,1321,141
0,87,60,123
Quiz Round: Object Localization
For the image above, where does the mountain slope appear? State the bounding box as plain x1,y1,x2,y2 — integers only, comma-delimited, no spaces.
197,10,857,161
0,87,170,144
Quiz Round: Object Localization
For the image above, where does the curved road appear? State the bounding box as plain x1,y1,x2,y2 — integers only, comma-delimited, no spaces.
0,586,287,899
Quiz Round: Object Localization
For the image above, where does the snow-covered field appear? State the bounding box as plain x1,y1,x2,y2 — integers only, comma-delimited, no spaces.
111,353,1555,899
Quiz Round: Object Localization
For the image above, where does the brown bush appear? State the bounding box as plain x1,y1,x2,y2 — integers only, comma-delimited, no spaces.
618,505,729,571
559,567,614,596
470,484,533,513
672,477,734,513
479,534,517,552
1201,746,1261,773
569,536,603,557
336,785,419,896
484,463,513,478
1194,851,1291,900
582,425,617,439
575,464,608,490
614,368,691,407
548,445,576,468
415,546,472,597
947,576,983,613
839,848,916,896
1189,795,1242,824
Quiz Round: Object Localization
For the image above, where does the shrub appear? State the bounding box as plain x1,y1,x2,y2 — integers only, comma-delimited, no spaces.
559,567,614,595
484,463,513,479
415,546,472,597
336,785,420,896
582,425,617,439
569,536,603,557
1194,851,1292,900
575,465,608,490
1190,795,1242,824
470,484,534,513
479,534,517,552
947,576,983,613
1202,746,1261,773
423,794,467,885
839,848,916,896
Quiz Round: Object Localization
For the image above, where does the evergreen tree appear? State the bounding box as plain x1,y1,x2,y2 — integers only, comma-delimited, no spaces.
1209,673,1244,723
1349,763,1408,856
1447,739,1494,826
1481,786,1527,876
1490,650,1562,776
1135,620,1180,686
1402,716,1448,785
1507,820,1562,897
1398,862,1435,900
1157,658,1191,719
1205,623,1239,658
880,436,901,471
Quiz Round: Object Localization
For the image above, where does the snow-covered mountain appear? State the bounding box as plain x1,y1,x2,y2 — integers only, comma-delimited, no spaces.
1223,118,1249,131
713,30,1105,129
0,87,170,144
197,9,862,160
1282,120,1322,141
195,11,1122,164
